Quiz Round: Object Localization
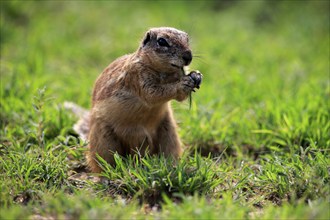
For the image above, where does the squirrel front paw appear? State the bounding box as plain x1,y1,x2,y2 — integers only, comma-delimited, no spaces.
176,71,202,101
188,70,203,90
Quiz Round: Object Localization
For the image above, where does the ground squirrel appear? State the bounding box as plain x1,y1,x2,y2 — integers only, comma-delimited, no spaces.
68,27,202,173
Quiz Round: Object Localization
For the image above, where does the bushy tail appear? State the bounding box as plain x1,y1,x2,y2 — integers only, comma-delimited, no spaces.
63,102,90,141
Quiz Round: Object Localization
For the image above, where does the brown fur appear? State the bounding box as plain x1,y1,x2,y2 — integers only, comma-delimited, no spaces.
86,27,202,172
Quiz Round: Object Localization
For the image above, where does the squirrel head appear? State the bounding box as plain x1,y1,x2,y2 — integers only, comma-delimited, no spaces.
138,27,192,72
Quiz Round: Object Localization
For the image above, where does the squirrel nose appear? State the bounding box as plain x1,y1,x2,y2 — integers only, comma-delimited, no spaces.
182,50,192,66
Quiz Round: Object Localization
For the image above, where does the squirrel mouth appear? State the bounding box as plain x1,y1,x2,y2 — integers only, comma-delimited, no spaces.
171,63,187,69
171,64,181,68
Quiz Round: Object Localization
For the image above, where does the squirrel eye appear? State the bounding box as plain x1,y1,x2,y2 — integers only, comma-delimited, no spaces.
157,38,170,47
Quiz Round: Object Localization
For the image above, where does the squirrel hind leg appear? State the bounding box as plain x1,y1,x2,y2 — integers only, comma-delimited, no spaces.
154,111,183,159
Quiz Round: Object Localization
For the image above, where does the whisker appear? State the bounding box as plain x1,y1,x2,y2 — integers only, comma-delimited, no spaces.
193,55,204,58
192,56,208,65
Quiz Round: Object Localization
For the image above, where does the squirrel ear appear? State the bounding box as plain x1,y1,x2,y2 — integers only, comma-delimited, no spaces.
142,31,151,47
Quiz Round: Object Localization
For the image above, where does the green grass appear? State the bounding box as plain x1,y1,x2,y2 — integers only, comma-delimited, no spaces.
1,1,329,219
